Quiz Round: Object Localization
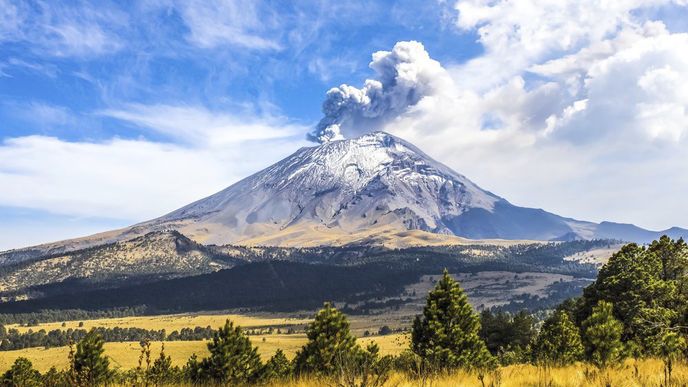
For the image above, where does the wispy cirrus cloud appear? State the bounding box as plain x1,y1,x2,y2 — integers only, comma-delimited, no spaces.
0,0,125,58
99,103,306,146
172,0,282,50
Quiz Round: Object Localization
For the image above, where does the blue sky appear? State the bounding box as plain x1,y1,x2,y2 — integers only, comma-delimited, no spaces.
2,0,688,250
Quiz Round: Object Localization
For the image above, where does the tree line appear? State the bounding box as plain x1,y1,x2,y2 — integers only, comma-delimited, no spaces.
0,324,306,352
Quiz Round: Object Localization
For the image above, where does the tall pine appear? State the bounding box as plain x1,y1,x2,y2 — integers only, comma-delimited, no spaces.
532,310,583,366
294,302,359,375
411,270,494,371
582,301,624,369
73,330,110,386
201,319,262,384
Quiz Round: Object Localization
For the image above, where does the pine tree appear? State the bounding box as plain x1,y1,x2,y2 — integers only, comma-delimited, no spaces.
582,301,624,369
411,270,494,371
294,302,359,375
532,310,583,367
2,357,41,387
578,241,682,355
41,366,66,387
73,330,110,386
200,319,262,384
659,331,685,385
183,353,203,384
149,343,174,385
261,349,292,381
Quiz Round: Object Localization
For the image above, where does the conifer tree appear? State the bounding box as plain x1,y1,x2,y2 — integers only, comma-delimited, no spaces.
659,331,685,385
532,310,583,367
200,319,262,384
2,357,41,387
149,343,174,385
73,330,110,386
183,354,203,384
578,240,683,355
294,302,359,375
261,349,292,381
582,301,624,369
41,366,65,387
411,270,494,371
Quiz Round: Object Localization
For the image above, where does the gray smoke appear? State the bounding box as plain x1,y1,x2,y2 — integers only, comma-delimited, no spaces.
308,41,446,143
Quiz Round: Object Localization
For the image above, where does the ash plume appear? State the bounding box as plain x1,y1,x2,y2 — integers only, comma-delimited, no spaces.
308,41,446,143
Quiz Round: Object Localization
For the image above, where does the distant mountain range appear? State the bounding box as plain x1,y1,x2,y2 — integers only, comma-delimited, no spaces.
1,132,685,264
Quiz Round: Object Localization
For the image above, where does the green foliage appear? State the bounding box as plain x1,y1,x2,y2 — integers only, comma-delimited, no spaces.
149,343,176,385
183,353,203,384
1,357,41,387
480,310,535,364
334,342,394,387
294,302,359,375
41,366,66,387
582,301,624,368
411,270,495,371
261,349,292,381
199,319,262,384
72,330,111,386
0,325,216,352
578,236,688,356
532,310,583,366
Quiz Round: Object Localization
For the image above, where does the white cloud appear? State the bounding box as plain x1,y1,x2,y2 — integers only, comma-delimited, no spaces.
317,1,688,230
173,0,281,50
0,1,125,57
452,0,684,90
0,106,309,224
100,104,304,147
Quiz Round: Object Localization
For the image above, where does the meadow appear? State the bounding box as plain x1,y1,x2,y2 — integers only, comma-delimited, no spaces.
5,312,312,334
271,360,688,387
0,313,684,386
0,312,408,372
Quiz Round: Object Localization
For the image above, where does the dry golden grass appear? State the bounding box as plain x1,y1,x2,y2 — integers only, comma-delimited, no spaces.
0,340,684,386
7,312,310,334
270,359,688,387
0,333,407,372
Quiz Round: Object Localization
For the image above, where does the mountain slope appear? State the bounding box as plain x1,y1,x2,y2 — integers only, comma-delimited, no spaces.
132,132,602,243
1,132,685,263
134,131,683,244
0,231,240,298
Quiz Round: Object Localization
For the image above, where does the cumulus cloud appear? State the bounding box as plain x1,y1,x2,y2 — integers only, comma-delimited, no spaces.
310,1,688,230
308,41,450,142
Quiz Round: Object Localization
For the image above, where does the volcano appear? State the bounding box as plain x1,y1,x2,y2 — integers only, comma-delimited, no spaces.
3,132,686,261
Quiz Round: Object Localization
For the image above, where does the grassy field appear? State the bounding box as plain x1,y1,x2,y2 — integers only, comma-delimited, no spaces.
6,312,682,386
0,333,408,372
7,312,312,333
0,310,681,386
271,359,687,387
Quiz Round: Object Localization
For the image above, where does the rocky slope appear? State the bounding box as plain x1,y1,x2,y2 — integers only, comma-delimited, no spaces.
0,231,240,299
